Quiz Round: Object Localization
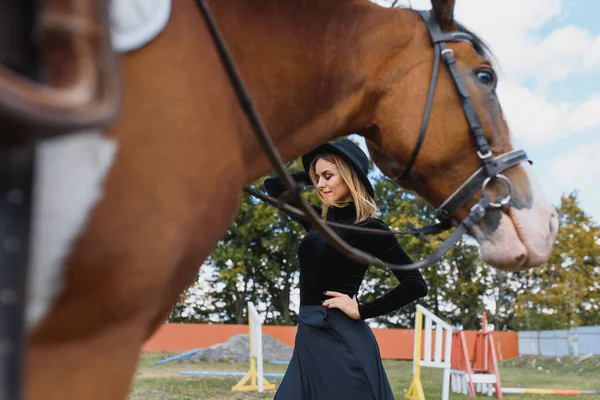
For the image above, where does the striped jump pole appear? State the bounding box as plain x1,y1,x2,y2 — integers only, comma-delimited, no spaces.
406,306,425,400
231,302,276,393
502,388,600,396
181,370,284,379
154,349,201,365
406,305,454,400
175,302,278,393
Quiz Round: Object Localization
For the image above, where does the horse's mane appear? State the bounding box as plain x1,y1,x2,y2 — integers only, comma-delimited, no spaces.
385,1,495,62
455,22,495,62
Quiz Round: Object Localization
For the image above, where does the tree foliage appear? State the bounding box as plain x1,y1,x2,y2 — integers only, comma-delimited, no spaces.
360,175,490,329
170,160,312,325
170,165,599,333
510,192,600,330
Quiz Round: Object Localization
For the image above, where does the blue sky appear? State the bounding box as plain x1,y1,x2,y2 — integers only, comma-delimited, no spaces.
372,0,600,224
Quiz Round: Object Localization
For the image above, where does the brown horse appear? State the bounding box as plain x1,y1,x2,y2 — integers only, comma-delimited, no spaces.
16,0,558,399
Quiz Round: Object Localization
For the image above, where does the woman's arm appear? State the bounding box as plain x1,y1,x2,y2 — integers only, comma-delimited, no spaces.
263,171,320,232
355,219,429,320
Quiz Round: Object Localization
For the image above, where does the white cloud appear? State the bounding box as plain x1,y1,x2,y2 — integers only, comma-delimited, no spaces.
583,35,600,71
550,141,600,191
373,1,600,85
522,25,596,87
444,1,599,88
549,142,600,222
499,85,600,144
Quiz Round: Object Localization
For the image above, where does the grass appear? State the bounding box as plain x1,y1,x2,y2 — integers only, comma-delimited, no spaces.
130,353,600,399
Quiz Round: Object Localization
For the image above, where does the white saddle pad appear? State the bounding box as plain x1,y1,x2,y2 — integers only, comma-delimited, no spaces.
25,0,172,330
110,0,172,53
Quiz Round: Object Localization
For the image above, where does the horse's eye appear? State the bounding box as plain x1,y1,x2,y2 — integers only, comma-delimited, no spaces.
475,69,496,88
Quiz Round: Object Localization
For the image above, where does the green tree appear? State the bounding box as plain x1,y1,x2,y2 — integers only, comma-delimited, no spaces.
359,174,489,329
170,160,313,325
510,192,600,330
170,161,600,334
169,270,218,323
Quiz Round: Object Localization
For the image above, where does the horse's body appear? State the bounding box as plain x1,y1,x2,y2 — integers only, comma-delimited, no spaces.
1,0,557,398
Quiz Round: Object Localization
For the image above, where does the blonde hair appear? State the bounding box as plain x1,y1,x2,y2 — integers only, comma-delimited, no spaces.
309,153,378,223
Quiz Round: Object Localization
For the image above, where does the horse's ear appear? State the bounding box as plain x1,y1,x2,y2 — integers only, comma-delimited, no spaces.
430,0,456,29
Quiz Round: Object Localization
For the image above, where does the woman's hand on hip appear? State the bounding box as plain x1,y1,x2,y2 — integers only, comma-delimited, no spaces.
322,291,360,320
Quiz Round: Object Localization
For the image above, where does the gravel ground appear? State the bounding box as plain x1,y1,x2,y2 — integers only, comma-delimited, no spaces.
180,334,293,363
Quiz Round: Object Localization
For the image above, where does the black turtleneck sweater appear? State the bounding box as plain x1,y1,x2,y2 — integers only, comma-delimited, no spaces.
264,173,428,320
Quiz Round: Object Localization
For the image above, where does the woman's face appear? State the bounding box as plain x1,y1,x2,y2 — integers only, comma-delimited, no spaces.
314,158,352,203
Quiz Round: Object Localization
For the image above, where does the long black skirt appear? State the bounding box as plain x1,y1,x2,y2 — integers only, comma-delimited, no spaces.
274,305,395,400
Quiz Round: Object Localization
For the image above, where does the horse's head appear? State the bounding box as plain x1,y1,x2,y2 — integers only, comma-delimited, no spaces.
365,0,558,271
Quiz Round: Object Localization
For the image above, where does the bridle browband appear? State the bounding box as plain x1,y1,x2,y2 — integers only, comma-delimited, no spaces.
395,11,528,223
196,1,528,272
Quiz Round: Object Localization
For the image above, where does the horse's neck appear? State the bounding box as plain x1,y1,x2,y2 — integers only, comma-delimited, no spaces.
207,0,418,181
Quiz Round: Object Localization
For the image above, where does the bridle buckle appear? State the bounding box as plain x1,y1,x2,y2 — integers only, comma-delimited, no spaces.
477,150,492,159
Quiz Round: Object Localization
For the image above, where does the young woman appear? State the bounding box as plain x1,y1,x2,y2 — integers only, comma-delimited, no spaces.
264,138,428,400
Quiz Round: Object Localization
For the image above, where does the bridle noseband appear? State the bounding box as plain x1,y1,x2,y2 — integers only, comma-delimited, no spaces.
196,1,529,272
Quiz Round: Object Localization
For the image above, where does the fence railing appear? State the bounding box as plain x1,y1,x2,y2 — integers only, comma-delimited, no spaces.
518,326,600,356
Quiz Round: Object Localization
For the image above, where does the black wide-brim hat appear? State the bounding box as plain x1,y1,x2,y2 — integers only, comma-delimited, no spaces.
302,138,374,198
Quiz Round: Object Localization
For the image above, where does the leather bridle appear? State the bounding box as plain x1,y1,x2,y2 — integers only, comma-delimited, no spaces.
196,1,529,273
395,11,527,223
196,1,529,272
